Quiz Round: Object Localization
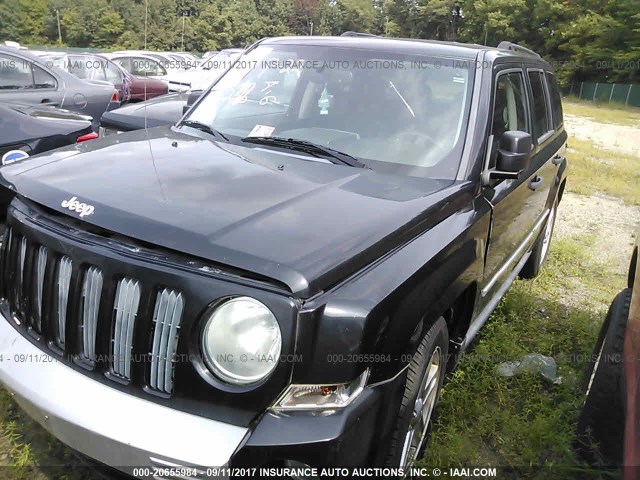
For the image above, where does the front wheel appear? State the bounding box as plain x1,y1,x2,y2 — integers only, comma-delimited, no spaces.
385,317,449,467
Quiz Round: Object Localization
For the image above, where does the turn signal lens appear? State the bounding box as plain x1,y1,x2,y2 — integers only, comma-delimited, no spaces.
272,369,369,411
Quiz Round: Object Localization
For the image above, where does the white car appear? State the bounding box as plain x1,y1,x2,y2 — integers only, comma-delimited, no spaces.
102,52,172,84
166,49,242,92
163,52,200,70
110,50,187,75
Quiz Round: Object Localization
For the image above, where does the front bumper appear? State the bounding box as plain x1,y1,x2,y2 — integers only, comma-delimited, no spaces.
0,313,249,477
0,310,408,477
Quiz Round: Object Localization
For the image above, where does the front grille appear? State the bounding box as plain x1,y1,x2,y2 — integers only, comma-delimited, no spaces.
0,225,185,396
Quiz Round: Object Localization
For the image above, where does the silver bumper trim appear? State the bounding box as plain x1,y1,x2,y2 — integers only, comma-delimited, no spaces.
0,313,248,476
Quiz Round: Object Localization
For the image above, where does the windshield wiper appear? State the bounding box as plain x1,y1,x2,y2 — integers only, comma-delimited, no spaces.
180,120,229,141
241,136,370,169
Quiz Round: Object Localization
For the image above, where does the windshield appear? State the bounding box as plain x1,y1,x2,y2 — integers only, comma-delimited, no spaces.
185,44,474,179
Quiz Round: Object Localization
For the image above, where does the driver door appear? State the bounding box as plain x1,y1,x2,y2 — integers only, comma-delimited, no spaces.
481,66,543,297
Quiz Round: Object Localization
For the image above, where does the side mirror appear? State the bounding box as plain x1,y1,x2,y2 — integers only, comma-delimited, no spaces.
496,131,532,172
182,90,203,115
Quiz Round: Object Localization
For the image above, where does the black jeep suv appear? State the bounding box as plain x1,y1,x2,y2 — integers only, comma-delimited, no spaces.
0,36,567,476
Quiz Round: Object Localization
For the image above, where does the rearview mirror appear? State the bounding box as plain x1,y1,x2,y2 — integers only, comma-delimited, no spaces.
497,131,532,172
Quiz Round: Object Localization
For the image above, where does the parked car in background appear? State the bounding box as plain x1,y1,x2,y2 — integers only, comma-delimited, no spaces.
40,53,130,104
172,52,201,68
126,70,169,102
0,36,567,474
200,48,244,70
578,234,640,477
0,103,96,161
2,41,27,50
202,50,219,60
0,46,120,127
41,52,169,103
99,91,194,134
167,48,242,92
161,52,199,70
102,53,169,84
109,51,186,75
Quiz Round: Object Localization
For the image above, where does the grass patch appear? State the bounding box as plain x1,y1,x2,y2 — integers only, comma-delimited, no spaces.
564,99,640,127
0,388,101,480
420,230,625,478
565,137,640,205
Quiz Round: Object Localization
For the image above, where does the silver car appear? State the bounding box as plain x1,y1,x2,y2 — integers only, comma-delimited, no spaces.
0,46,120,127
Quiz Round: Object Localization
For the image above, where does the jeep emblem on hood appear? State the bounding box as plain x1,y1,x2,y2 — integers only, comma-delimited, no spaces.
61,196,95,218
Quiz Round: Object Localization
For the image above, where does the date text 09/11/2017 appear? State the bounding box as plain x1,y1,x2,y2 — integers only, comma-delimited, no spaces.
130,467,499,478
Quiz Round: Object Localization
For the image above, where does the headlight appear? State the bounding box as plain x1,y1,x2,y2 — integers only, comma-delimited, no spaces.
271,369,369,410
201,296,282,385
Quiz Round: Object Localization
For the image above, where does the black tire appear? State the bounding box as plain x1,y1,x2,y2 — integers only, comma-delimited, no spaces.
576,288,631,465
385,317,449,467
520,198,558,279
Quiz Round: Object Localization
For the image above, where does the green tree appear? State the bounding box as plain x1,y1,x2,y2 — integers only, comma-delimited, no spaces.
59,0,124,47
337,0,377,33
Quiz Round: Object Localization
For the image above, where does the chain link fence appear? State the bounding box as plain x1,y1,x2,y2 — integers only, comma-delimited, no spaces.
561,82,640,107
27,45,109,53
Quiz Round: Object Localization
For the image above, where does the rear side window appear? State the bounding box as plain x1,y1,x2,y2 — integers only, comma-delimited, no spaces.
104,62,122,84
0,53,33,89
527,71,552,141
545,72,563,129
32,65,56,89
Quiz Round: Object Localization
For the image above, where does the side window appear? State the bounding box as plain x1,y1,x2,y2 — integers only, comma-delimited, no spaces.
528,70,552,141
491,70,529,146
68,55,89,79
33,65,56,89
0,53,33,89
545,72,564,129
113,57,131,72
85,56,107,81
131,57,165,77
104,62,122,84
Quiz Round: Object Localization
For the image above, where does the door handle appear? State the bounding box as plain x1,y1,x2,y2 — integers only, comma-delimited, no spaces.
529,176,543,190
40,99,59,106
552,154,565,166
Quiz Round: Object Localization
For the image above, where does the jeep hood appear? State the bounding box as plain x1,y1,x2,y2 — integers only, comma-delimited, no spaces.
0,126,469,297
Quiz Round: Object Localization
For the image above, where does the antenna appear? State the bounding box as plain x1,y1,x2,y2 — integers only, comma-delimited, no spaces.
141,0,167,203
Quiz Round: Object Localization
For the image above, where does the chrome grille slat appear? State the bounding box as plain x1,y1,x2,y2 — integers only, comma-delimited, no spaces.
163,296,183,393
2,227,13,297
81,266,103,361
34,246,48,331
56,256,73,347
150,290,184,393
112,278,141,379
16,236,27,303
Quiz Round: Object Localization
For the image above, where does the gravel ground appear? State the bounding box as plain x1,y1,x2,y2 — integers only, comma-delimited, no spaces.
554,111,640,309
564,113,640,156
555,191,640,276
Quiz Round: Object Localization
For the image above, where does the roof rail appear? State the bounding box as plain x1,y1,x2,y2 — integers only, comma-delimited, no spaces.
340,31,380,38
497,41,541,58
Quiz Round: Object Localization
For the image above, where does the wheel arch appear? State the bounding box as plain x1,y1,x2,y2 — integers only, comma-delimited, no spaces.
629,246,638,289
